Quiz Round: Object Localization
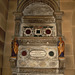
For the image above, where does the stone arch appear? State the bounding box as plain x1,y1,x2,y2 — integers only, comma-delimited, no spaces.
17,0,60,12
23,2,54,16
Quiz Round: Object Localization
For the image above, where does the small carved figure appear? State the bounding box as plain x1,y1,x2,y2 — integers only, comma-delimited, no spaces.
11,38,19,57
57,37,65,59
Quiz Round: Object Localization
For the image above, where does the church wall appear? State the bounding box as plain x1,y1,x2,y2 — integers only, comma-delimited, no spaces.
72,8,75,73
0,0,8,75
2,0,17,75
0,42,4,75
2,0,75,75
60,0,75,75
0,0,8,31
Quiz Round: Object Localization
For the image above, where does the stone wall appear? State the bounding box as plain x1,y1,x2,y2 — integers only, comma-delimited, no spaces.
2,0,75,75
0,0,8,75
60,0,75,75
2,0,17,75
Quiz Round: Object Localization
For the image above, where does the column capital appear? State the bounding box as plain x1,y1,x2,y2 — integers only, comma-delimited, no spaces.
13,11,23,20
54,11,64,20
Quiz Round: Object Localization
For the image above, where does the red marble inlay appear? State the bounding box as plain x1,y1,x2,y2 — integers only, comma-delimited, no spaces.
26,29,31,34
46,29,51,34
22,51,27,56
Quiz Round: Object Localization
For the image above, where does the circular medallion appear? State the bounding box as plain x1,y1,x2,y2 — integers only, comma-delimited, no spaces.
46,29,51,34
22,51,27,56
26,29,31,34
49,51,54,56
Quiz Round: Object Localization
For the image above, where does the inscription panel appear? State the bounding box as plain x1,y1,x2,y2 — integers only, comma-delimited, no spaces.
30,50,46,58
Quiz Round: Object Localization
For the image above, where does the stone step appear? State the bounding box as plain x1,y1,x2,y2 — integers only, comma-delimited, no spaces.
17,73,64,75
